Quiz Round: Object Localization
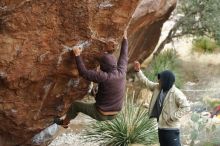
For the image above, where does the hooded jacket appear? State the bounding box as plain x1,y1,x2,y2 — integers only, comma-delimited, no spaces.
75,38,128,112
136,70,190,129
99,53,117,72
151,70,176,121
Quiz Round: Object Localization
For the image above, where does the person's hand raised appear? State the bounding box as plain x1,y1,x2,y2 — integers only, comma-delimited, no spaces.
123,29,127,39
73,47,81,56
134,61,141,72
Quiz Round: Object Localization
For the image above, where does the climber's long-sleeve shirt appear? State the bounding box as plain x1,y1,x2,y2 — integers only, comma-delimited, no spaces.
75,38,128,112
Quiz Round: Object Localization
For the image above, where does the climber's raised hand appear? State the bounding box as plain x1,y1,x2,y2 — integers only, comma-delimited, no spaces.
123,29,127,39
73,47,81,56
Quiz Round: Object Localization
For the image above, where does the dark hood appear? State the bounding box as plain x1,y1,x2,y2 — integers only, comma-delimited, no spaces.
157,70,175,91
99,53,117,72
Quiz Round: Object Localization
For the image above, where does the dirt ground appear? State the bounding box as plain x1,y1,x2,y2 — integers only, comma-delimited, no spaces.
49,113,98,146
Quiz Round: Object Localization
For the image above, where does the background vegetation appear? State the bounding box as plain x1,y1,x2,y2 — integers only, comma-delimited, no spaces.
154,0,220,56
144,49,183,88
192,37,220,53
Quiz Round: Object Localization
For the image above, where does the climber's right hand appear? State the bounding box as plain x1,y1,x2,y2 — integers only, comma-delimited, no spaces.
73,47,81,56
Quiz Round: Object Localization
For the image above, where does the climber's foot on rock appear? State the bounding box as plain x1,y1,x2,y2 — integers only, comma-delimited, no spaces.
54,117,69,129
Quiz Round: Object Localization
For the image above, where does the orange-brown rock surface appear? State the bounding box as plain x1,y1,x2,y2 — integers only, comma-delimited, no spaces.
0,0,176,145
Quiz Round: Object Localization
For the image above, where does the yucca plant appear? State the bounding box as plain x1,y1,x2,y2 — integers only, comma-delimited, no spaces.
81,91,158,146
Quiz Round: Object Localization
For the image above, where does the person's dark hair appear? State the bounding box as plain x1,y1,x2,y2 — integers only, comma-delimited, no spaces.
157,74,160,80
157,70,175,91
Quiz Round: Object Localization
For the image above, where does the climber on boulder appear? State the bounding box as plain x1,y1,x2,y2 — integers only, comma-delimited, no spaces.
54,30,128,128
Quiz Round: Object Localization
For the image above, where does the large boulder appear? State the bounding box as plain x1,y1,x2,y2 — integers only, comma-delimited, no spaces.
0,0,176,145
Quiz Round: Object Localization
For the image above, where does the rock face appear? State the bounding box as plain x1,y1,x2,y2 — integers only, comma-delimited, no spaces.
0,0,176,145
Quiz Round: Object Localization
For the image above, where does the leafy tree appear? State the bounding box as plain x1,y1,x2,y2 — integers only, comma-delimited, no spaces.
154,0,220,56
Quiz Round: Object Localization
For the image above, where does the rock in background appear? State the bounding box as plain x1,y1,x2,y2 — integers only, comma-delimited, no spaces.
0,0,176,145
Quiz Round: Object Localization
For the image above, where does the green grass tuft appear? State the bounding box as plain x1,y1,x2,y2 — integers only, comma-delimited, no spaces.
192,37,219,53
81,92,158,146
